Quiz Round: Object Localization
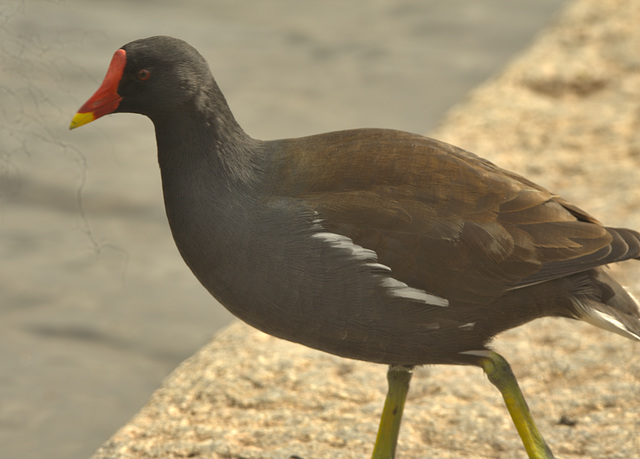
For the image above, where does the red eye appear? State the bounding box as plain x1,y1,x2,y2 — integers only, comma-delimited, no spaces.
137,69,151,81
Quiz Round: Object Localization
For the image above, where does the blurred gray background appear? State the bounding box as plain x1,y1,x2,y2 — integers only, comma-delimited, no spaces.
1,1,566,457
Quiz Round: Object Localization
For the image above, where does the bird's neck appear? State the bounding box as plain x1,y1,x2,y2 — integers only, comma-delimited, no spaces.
153,92,262,188
151,98,265,295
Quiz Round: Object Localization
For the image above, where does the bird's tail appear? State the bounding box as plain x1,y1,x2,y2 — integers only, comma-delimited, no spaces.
573,269,640,341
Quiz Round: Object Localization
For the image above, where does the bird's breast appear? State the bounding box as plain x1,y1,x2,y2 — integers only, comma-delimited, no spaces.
162,183,460,364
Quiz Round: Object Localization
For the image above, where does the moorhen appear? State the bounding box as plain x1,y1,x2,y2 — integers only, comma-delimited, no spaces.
70,36,640,459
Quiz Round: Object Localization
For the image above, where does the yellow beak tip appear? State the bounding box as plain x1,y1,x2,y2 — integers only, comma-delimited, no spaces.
69,112,95,130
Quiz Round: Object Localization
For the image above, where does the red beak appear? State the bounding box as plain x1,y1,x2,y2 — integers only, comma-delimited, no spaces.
69,49,127,129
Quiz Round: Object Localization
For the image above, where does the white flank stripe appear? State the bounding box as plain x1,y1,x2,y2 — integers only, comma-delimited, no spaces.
311,230,449,308
379,277,449,307
311,232,377,261
366,262,393,273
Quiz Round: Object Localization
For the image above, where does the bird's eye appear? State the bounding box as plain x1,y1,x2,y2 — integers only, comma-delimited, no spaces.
137,69,151,81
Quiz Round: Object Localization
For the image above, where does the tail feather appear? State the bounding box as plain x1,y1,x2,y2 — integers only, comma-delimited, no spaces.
578,299,640,341
573,269,640,341
608,227,640,262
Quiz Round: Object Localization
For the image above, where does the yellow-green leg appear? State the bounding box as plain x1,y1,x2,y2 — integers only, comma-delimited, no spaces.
471,350,555,459
371,365,413,459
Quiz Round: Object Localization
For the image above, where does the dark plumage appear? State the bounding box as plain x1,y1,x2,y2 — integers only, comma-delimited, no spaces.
71,36,640,459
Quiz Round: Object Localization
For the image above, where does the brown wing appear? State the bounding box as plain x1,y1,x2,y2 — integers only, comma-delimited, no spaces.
266,128,630,304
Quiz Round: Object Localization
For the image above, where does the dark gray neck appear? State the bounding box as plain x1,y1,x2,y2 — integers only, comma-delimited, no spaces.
152,84,261,186
150,88,268,305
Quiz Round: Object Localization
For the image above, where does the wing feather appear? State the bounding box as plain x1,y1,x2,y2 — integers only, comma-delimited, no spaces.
265,129,638,303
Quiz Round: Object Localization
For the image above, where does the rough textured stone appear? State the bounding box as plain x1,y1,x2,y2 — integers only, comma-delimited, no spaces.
91,0,640,457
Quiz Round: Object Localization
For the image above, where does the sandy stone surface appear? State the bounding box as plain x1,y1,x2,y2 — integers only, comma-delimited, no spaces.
89,0,640,458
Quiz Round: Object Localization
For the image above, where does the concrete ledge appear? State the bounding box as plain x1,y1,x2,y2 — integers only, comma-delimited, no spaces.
92,0,640,457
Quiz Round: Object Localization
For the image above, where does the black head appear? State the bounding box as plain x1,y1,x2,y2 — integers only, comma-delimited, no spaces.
70,36,217,128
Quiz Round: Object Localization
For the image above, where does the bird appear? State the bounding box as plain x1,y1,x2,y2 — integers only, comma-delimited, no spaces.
70,36,640,459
